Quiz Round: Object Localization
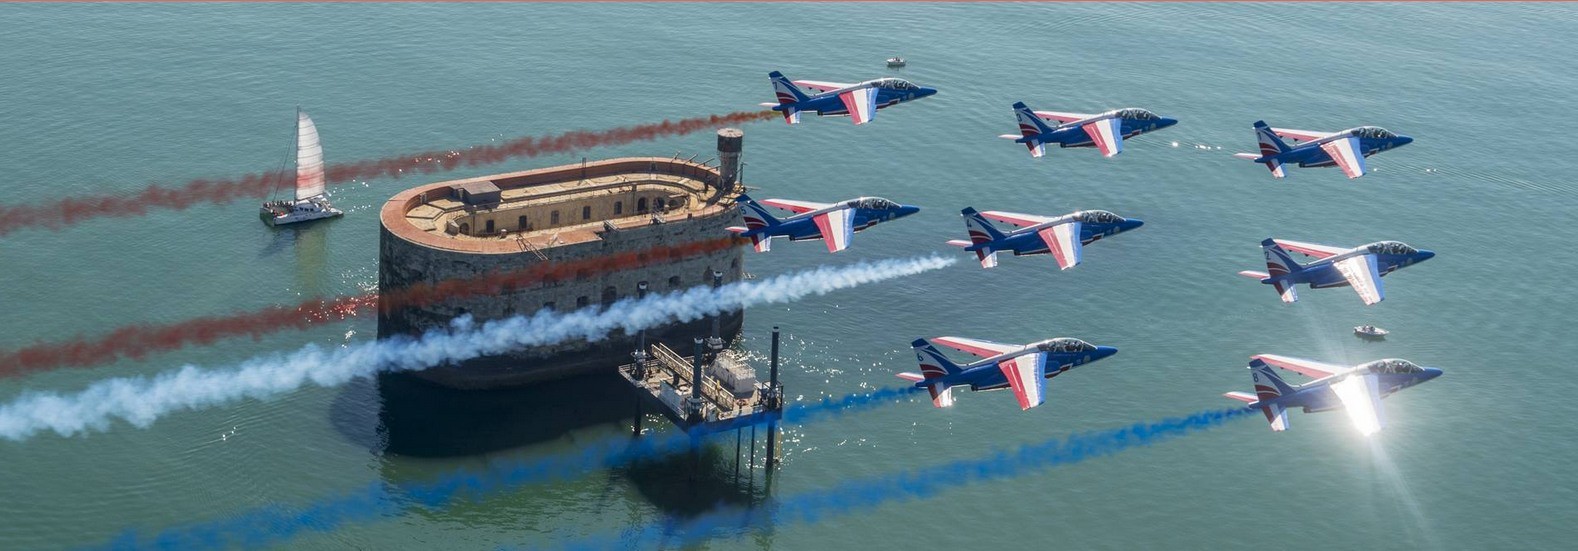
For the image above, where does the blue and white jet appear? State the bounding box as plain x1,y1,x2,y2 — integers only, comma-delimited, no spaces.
1238,238,1435,305
999,101,1178,158
726,194,920,253
946,207,1144,270
896,336,1118,410
1224,354,1443,435
762,71,937,125
1234,121,1413,179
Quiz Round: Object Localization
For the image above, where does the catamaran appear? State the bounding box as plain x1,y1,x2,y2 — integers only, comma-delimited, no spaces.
260,109,342,226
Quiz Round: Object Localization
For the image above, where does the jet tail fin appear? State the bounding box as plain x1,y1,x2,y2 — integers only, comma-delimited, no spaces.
736,194,782,229
1010,102,1052,158
1244,121,1290,178
1258,239,1303,302
961,207,1008,243
907,338,965,408
1248,359,1295,431
769,71,811,105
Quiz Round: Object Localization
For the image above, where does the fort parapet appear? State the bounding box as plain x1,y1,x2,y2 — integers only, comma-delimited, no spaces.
378,133,747,389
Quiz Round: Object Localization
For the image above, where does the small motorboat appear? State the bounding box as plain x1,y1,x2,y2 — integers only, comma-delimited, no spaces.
1354,325,1389,339
886,56,906,68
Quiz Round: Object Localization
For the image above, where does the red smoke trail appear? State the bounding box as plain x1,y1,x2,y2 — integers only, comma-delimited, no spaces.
0,110,776,237
0,237,744,379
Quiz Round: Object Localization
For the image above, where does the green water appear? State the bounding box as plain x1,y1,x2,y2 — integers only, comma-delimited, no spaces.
0,3,1574,549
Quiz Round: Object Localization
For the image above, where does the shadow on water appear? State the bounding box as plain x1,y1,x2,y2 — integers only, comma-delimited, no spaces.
327,368,775,519
614,437,771,519
358,370,638,458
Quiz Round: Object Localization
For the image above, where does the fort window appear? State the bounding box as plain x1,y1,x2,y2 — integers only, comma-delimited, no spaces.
637,197,649,213
601,286,618,305
582,206,592,220
518,215,528,230
542,301,555,311
551,210,560,225
485,219,495,234
668,276,682,289
576,296,589,308
458,222,470,234
614,201,623,215
731,258,740,270
654,198,665,211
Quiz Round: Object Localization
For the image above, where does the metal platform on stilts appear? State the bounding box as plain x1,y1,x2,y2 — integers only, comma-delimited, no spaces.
616,277,785,472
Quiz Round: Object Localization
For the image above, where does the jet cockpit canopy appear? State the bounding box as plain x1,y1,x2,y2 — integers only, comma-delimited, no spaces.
1040,338,1098,353
1366,241,1418,255
1075,210,1124,224
1113,108,1160,121
855,197,898,210
1351,126,1398,139
1360,358,1425,375
872,78,919,91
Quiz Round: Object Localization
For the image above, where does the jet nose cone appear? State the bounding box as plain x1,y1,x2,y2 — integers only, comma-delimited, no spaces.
1397,135,1414,146
1417,249,1436,262
1423,367,1444,381
1094,346,1119,361
1159,117,1179,128
898,205,921,217
1122,218,1145,232
918,87,939,98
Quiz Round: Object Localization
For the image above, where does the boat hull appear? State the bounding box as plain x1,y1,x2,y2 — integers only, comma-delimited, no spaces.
260,197,344,226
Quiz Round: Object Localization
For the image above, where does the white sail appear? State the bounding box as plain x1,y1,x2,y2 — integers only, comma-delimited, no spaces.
295,110,325,200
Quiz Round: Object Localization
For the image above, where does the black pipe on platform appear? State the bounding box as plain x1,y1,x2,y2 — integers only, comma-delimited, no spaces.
766,325,780,470
689,338,705,424
708,270,725,353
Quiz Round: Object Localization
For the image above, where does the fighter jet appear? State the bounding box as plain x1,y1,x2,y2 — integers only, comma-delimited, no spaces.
1238,238,1435,305
1224,354,1443,435
726,194,919,253
896,336,1118,410
1234,120,1413,179
762,70,937,125
998,101,1178,158
946,207,1144,270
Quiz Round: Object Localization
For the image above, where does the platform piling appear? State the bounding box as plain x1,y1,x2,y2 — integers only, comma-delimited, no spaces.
765,326,781,470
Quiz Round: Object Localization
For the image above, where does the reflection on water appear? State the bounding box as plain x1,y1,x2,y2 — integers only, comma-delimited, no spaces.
326,368,776,521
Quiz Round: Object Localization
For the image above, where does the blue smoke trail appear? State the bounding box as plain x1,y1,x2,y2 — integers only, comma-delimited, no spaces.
93,386,923,551
558,407,1256,550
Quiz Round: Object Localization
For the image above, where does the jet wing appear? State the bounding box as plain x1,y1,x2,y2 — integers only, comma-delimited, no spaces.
791,79,852,92
811,207,855,252
1334,254,1385,305
759,198,831,214
1081,118,1124,157
979,210,1059,228
1271,239,1346,259
1033,110,1094,124
1330,373,1387,435
999,352,1049,410
1270,127,1336,142
1037,221,1083,270
930,336,1022,359
838,87,879,124
1252,354,1347,380
1319,136,1368,178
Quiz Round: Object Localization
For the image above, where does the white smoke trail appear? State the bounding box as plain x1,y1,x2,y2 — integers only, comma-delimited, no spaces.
0,256,954,441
